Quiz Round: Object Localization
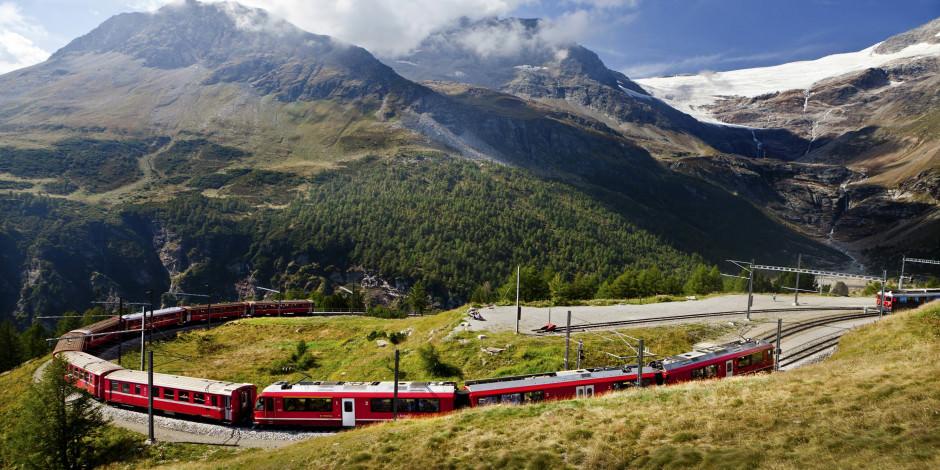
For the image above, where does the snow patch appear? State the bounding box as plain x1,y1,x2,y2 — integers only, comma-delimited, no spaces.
514,64,548,71
636,40,940,121
618,83,652,100
395,59,418,66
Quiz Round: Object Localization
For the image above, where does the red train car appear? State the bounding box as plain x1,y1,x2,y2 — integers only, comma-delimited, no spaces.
103,369,256,423
250,300,314,316
463,366,664,407
60,351,124,397
121,307,186,331
184,302,249,323
253,380,457,427
659,339,773,383
877,289,940,312
54,317,123,354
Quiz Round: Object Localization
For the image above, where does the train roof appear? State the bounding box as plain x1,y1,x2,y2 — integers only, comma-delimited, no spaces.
121,307,185,322
463,366,656,393
106,369,254,395
661,339,769,370
260,380,456,395
885,289,940,297
59,351,125,376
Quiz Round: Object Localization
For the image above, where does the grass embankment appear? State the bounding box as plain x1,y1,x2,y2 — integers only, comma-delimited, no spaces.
120,308,729,386
161,304,940,470
0,357,244,468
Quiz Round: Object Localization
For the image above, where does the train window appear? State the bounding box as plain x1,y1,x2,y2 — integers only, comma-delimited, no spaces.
179,391,190,402
343,401,353,413
110,381,118,392
738,355,752,367
163,389,174,399
370,399,393,413
153,387,161,398
210,396,218,407
524,391,544,403
194,393,205,405
134,385,141,395
417,399,440,412
255,398,265,411
691,365,718,379
500,393,523,405
283,398,332,412
122,383,130,393
306,398,332,412
477,396,499,406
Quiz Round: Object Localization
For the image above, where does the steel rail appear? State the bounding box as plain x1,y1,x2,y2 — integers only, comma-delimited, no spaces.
538,306,866,334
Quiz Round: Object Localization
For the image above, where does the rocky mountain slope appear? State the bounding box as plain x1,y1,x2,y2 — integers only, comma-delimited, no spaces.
637,18,940,263
0,1,855,322
386,17,808,160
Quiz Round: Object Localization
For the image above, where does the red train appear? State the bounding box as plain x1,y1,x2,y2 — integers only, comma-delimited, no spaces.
54,299,776,429
877,289,940,312
248,339,773,428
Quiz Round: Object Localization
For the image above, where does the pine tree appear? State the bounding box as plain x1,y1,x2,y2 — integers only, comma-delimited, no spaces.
6,357,105,469
0,321,23,372
408,281,428,315
20,323,50,360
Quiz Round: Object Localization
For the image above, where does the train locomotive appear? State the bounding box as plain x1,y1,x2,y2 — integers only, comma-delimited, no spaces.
53,300,775,428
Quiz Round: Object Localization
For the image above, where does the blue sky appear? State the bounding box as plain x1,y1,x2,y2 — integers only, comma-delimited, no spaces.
1,0,937,76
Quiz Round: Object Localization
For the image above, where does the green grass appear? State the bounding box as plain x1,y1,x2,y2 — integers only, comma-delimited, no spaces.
120,308,729,386
161,303,940,469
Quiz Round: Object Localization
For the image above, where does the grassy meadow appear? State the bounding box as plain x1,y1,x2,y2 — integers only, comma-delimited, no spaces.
118,308,730,386
155,303,940,469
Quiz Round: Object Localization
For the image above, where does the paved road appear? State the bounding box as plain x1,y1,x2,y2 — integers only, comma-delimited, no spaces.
467,294,874,333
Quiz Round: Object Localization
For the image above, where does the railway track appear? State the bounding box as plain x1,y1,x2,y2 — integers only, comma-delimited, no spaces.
538,306,868,334
758,310,879,342
778,332,844,368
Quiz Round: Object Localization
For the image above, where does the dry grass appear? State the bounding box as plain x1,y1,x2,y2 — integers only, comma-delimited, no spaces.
158,303,940,470
120,308,729,386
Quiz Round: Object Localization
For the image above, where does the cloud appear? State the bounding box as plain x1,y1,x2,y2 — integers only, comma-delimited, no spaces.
622,54,722,78
131,0,530,57
0,2,50,74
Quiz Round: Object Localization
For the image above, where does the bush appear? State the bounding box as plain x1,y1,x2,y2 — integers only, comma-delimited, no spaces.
388,331,407,344
366,305,407,319
417,345,462,378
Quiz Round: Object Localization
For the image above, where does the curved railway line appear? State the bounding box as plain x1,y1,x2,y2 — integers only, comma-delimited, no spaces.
538,306,869,334
38,299,883,447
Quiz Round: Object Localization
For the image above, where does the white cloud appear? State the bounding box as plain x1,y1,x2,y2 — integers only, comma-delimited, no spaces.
0,2,50,74
131,0,530,57
449,9,598,59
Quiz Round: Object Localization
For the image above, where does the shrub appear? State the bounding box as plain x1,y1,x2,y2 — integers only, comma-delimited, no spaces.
417,345,462,378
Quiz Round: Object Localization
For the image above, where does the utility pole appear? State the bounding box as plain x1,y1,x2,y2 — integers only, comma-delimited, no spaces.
899,255,906,290
117,297,123,367
746,259,754,321
879,270,887,319
793,254,802,306
576,340,583,369
515,265,521,335
147,350,155,445
392,349,400,421
564,310,572,369
636,339,644,387
774,318,783,372
206,284,212,328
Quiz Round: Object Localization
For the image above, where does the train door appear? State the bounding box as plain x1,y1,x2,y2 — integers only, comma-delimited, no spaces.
342,399,356,427
224,396,233,421
575,385,594,398
725,360,733,377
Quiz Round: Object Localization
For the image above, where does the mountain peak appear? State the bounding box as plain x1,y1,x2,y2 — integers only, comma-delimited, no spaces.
52,0,310,69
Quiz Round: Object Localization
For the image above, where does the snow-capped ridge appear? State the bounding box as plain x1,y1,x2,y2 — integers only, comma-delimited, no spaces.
636,39,940,121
